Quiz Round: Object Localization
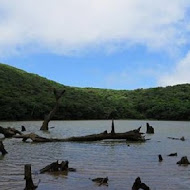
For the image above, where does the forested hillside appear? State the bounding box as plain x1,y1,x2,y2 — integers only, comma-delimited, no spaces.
0,63,190,121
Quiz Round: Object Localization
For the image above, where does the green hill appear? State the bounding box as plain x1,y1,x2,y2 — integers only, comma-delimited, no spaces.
0,63,190,121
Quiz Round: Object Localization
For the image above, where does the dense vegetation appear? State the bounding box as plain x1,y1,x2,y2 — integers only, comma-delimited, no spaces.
0,63,190,121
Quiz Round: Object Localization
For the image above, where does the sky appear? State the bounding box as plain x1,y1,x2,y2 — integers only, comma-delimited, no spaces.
0,0,190,90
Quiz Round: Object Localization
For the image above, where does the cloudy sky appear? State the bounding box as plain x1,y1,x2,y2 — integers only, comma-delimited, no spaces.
0,0,190,89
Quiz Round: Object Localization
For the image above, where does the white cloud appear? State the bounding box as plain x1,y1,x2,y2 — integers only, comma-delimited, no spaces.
0,0,189,56
158,51,190,86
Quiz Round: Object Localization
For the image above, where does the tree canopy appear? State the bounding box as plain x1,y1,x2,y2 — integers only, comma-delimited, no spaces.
0,63,190,121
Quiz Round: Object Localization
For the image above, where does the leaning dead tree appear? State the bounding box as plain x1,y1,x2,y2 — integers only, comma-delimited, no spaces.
40,89,65,131
14,123,147,143
0,126,22,138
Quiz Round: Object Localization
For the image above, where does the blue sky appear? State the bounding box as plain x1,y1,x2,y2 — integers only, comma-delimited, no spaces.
0,0,190,90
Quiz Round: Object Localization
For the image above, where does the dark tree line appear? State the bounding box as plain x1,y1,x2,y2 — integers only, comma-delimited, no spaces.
0,63,190,121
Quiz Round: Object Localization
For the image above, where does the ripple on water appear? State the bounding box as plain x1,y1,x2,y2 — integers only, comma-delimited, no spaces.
0,120,190,190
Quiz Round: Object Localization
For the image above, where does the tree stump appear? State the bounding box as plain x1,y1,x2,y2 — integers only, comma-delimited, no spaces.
146,123,154,134
132,177,150,190
158,154,163,162
177,156,190,165
24,164,37,190
111,119,115,134
21,126,26,132
0,141,8,155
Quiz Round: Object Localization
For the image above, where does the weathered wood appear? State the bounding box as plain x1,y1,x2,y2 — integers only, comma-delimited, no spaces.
40,160,75,174
40,89,65,131
146,123,154,134
0,141,8,155
177,156,190,165
14,128,147,143
132,177,150,190
24,164,37,190
0,126,22,138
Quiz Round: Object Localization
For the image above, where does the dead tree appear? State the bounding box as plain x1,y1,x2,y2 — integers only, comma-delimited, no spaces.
40,89,65,131
24,164,37,190
14,127,147,143
0,141,8,155
0,126,22,138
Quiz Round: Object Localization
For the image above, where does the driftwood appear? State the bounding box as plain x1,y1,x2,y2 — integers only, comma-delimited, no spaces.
92,177,108,186
177,156,190,165
146,123,154,134
132,177,150,190
40,89,65,131
168,136,185,141
0,141,8,155
0,126,22,138
40,160,76,174
168,153,177,157
24,164,37,190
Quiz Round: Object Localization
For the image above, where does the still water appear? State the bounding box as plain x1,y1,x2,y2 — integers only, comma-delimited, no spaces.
0,120,190,190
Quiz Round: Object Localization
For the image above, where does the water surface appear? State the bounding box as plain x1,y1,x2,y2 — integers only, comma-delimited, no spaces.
0,120,190,190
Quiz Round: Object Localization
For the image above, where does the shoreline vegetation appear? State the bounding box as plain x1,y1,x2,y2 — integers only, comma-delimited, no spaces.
0,63,190,121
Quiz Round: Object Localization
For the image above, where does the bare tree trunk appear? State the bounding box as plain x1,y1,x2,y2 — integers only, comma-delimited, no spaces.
0,141,8,155
111,119,115,134
40,89,65,131
24,164,37,190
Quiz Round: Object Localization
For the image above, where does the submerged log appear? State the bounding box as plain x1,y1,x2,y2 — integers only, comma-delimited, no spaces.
177,156,190,165
24,164,37,190
168,136,185,141
146,123,154,134
14,127,147,143
168,153,177,157
40,160,76,174
132,177,150,190
0,126,22,138
0,141,8,155
40,89,65,131
92,177,108,186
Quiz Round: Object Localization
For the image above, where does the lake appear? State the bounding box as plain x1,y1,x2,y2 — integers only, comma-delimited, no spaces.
0,120,190,190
